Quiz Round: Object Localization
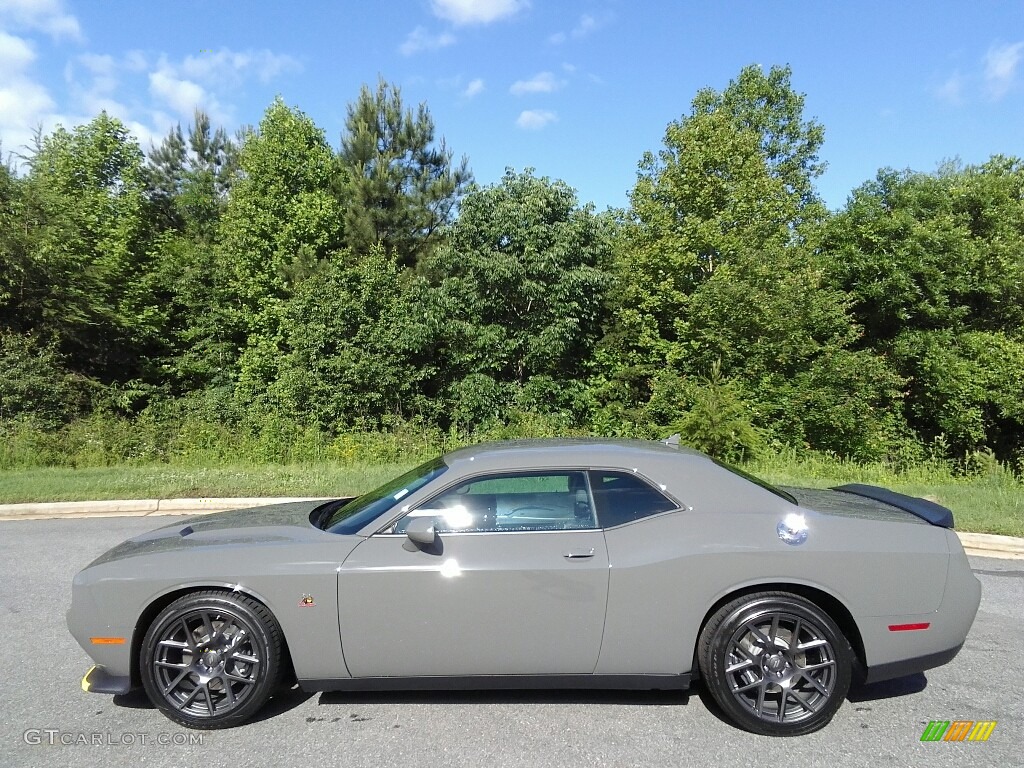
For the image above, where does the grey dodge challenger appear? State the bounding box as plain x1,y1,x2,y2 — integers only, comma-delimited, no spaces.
68,438,981,736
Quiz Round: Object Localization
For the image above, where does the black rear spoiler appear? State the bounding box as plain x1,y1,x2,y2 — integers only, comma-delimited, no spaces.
831,484,954,529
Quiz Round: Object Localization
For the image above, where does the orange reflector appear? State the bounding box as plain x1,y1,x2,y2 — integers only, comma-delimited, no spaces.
888,623,930,632
89,637,126,645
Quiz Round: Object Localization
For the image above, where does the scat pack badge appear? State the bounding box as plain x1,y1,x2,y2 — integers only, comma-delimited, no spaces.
299,594,316,608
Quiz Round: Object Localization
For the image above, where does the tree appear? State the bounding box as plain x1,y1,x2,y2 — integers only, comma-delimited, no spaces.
219,98,346,405
145,109,240,240
603,65,901,457
339,78,472,267
268,247,427,429
13,113,155,382
417,169,613,427
691,64,826,208
823,157,1024,458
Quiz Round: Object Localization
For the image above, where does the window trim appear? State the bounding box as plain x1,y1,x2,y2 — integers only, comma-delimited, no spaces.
586,469,683,530
373,465,683,535
380,468,598,535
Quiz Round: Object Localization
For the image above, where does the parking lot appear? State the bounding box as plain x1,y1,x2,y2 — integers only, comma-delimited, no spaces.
1,516,1020,768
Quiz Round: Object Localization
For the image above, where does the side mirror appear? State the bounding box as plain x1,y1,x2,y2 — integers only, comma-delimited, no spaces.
404,516,437,549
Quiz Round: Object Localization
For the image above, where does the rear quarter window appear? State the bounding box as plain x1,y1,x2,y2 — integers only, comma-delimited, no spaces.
589,470,678,528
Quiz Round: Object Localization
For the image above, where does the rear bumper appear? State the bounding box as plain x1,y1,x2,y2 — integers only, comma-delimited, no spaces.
81,665,133,695
862,643,963,684
859,533,981,681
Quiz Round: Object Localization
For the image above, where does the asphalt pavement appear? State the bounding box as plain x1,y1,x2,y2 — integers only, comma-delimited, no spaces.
1,516,1020,768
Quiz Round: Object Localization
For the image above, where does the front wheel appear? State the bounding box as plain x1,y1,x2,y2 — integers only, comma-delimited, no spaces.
140,590,283,729
698,591,853,736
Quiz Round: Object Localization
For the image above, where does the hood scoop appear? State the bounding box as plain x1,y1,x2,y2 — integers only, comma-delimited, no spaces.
179,525,195,537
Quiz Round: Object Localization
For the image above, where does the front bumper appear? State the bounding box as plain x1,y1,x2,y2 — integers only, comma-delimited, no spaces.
81,665,133,695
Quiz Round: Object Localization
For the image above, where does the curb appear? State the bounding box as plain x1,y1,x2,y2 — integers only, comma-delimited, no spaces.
0,497,1021,560
957,532,1024,561
0,497,327,521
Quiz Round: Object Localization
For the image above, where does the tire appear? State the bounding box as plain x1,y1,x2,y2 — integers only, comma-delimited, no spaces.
140,590,284,729
698,591,853,736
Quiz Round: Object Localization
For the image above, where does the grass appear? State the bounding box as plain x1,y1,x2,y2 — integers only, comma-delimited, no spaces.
748,452,1024,538
0,453,1021,537
0,463,416,504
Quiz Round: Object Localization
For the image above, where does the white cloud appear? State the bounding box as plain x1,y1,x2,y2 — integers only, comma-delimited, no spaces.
179,48,301,85
0,31,64,159
399,26,456,56
516,109,557,129
149,66,222,121
0,0,82,41
935,72,965,105
0,28,35,70
984,41,1023,99
573,14,598,39
431,0,527,26
510,71,563,95
463,78,485,97
549,12,610,44
124,50,148,72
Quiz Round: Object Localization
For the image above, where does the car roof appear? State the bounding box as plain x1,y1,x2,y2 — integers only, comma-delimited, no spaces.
442,438,706,472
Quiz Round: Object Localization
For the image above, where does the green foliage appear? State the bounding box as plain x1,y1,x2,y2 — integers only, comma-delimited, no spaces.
824,158,1024,459
0,333,86,428
340,78,472,266
219,99,347,402
266,246,427,429
646,364,763,462
145,109,239,240
893,330,1024,458
418,169,613,427
13,113,156,380
1,70,1022,480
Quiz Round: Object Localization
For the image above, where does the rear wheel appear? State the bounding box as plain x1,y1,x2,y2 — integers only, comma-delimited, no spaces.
698,591,853,736
140,590,283,729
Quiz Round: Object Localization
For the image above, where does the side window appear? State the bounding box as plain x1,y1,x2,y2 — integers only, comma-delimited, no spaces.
589,471,678,528
395,471,597,533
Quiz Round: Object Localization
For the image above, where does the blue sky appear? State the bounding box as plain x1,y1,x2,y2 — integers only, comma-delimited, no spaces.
1,0,1022,211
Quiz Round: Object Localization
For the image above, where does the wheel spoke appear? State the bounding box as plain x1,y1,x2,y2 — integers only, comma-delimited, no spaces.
768,613,780,644
155,660,189,670
733,676,763,693
203,684,215,716
202,612,217,644
180,618,197,650
798,660,836,672
220,675,236,705
162,668,191,696
224,670,256,685
726,658,755,673
230,651,260,665
790,618,802,647
746,622,773,648
754,680,766,716
158,639,189,650
175,684,203,711
800,671,831,697
789,688,820,713
797,638,828,651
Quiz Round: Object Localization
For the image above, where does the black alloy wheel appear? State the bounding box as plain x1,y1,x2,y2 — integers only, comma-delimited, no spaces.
698,591,853,736
140,590,283,729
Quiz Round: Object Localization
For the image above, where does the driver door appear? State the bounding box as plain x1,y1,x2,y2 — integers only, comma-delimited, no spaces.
338,470,610,678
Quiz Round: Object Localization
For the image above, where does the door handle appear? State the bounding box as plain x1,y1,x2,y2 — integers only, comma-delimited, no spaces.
563,548,595,559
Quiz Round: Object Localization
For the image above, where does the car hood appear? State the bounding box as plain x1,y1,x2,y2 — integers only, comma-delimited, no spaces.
86,499,348,568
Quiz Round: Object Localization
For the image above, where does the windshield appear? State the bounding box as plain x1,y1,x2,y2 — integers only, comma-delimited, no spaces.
710,458,798,505
324,457,448,534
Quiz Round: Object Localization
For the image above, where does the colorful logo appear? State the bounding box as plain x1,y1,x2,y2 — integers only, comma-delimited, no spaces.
920,721,996,742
